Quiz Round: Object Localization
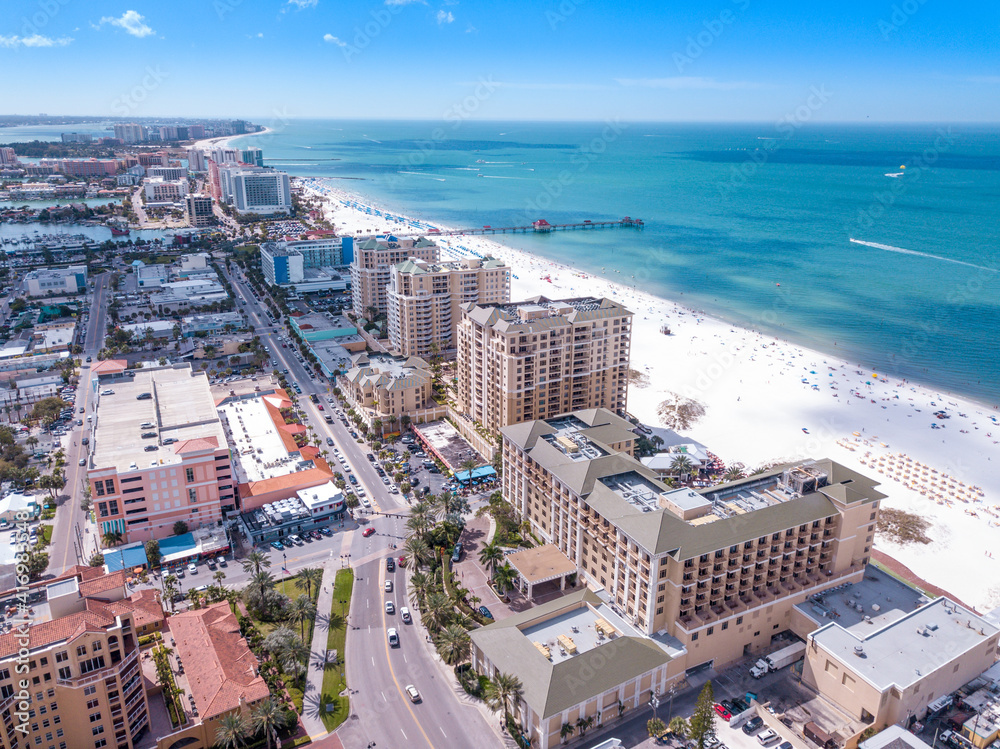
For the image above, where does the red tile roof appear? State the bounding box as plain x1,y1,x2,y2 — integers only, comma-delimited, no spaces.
78,569,127,598
238,464,334,498
175,436,221,454
168,603,269,720
91,359,128,375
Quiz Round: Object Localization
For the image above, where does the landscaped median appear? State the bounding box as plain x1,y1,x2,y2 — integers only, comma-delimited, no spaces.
320,568,353,731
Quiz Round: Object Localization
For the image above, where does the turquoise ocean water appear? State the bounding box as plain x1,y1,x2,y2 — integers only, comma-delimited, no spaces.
6,120,999,404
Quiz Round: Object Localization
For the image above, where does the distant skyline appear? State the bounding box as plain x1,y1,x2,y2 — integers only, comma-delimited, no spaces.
3,1,999,123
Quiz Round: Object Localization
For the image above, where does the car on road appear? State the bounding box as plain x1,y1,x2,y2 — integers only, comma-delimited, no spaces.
405,685,421,703
384,580,393,593
386,557,395,572
317,404,324,410
385,601,395,614
742,717,764,735
187,562,198,574
387,628,399,647
757,730,779,746
78,458,86,466
319,527,333,536
362,527,375,537
714,703,732,721
270,541,285,550
400,607,412,624
778,742,793,749
326,437,334,446
79,407,85,413
478,605,493,619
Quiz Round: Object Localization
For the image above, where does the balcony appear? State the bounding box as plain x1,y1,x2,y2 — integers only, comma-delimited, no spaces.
59,648,138,688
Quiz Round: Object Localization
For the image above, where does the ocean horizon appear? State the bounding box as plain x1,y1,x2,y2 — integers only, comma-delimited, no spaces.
3,119,998,405
231,119,1000,406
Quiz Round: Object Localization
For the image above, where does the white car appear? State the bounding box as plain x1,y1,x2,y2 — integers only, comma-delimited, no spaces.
405,684,421,703
757,730,779,746
361,497,371,508
400,607,412,624
389,484,399,494
385,600,395,614
187,562,197,574
384,580,393,593
387,628,399,647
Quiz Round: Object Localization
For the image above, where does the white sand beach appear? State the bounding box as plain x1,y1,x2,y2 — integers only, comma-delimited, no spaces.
298,177,1000,612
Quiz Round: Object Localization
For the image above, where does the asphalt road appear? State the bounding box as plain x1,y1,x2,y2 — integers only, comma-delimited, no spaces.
223,268,501,749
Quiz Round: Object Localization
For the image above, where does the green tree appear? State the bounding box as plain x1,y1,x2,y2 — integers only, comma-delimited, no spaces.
295,567,323,599
422,590,452,631
687,681,717,749
434,624,472,665
648,717,667,740
173,520,189,535
492,563,517,599
402,535,430,570
669,716,690,737
102,530,123,547
250,697,286,749
286,594,317,642
144,539,161,568
560,722,575,744
576,715,594,738
213,712,248,749
478,541,504,579
485,671,523,727
670,454,695,480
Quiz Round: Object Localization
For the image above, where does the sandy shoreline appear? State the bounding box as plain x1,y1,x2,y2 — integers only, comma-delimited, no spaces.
294,176,1000,611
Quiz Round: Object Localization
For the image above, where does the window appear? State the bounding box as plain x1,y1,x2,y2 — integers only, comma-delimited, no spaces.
83,685,95,695
736,616,743,625
691,633,699,641
77,646,88,657
92,725,105,736
57,667,71,680
186,468,195,482
87,699,99,710
722,621,729,630
94,740,107,748
89,713,101,723
188,488,197,504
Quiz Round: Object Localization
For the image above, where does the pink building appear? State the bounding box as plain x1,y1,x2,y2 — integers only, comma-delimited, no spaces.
59,158,119,177
87,365,236,543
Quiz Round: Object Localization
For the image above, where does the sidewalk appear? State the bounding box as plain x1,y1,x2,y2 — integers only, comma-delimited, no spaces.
300,561,338,740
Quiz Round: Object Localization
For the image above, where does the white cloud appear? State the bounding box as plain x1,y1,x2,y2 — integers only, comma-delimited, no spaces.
96,10,155,38
323,33,347,47
288,0,319,7
436,9,454,23
0,34,73,48
615,76,761,91
385,0,426,5
468,81,606,91
465,23,477,33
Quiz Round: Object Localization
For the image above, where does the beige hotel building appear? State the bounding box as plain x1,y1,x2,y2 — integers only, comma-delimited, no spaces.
457,297,632,435
349,236,439,319
501,409,884,670
386,256,510,358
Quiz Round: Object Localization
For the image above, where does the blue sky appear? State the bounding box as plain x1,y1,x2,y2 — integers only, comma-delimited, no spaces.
2,0,999,122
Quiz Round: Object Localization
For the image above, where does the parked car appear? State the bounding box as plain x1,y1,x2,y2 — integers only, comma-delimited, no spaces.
478,605,493,619
757,730,779,746
451,542,463,562
326,437,334,446
270,541,285,550
714,703,732,721
319,527,333,536
743,717,764,735
187,562,198,574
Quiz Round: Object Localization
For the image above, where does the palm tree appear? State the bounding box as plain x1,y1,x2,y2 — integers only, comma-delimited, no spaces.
669,716,690,737
478,542,504,579
241,550,271,577
405,513,432,539
423,591,452,631
723,464,745,482
671,454,695,481
408,572,430,606
295,567,323,599
561,722,575,744
280,636,310,688
213,568,227,591
213,712,248,749
485,671,523,727
250,697,286,749
286,594,317,641
576,715,594,738
402,536,430,570
434,624,472,665
102,530,123,547
459,457,479,486
492,564,518,599
249,570,276,611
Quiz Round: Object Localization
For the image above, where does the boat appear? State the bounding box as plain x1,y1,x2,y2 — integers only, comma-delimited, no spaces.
109,225,130,236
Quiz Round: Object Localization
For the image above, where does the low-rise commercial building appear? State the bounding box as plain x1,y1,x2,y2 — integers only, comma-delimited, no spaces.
387,256,510,358
150,279,228,306
181,312,243,337
24,265,87,296
154,603,269,749
237,481,345,545
803,597,999,730
143,176,188,203
470,588,684,749
31,321,76,352
457,296,633,434
87,365,236,543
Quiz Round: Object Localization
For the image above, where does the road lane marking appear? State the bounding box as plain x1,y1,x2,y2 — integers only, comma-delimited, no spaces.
440,727,448,738
401,729,408,740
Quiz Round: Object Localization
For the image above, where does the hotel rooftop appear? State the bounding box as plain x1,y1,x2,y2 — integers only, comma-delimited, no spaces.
502,409,886,559
91,366,225,472
464,295,632,333
472,588,680,718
